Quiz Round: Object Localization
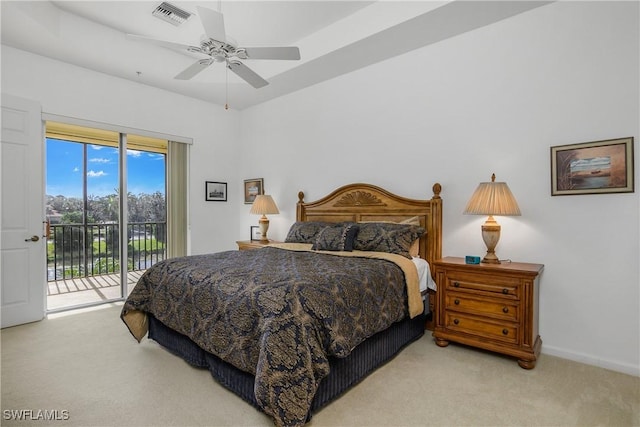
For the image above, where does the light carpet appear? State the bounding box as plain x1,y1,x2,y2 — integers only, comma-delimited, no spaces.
1,303,638,427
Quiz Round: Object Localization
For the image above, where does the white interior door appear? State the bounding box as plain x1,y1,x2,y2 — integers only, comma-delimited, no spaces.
1,94,45,328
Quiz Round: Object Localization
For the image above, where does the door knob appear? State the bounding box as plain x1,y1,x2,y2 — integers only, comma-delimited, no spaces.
25,235,40,242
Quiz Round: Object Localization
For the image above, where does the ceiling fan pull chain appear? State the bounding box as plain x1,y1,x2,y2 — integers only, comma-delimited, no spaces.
225,63,229,110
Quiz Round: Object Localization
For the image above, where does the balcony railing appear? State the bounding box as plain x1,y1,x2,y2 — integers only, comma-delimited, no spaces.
47,222,166,281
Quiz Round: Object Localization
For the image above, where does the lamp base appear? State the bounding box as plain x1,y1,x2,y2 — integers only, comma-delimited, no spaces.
482,253,501,264
258,215,270,243
481,216,501,264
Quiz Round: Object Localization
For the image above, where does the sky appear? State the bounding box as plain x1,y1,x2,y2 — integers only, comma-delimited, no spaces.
46,139,166,198
570,156,611,172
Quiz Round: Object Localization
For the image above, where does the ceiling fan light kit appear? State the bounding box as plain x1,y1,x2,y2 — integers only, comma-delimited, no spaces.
129,5,301,91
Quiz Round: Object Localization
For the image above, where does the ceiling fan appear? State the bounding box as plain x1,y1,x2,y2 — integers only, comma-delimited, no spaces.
127,5,301,89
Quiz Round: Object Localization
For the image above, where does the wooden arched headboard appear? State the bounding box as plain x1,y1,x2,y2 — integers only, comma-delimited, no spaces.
296,183,443,269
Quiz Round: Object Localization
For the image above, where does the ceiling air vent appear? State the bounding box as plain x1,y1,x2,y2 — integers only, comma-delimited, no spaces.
152,2,191,26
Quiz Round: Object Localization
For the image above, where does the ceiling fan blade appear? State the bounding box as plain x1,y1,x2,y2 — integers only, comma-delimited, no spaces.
197,6,226,44
227,61,268,88
126,33,204,55
242,47,301,60
175,59,214,80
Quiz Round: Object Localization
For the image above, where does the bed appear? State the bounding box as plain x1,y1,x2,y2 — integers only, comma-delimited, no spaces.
121,182,442,426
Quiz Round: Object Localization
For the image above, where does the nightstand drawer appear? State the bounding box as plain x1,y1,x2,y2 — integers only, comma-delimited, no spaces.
444,312,518,344
445,273,520,299
445,293,518,322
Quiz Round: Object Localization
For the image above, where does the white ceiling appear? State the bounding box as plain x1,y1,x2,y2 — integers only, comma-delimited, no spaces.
1,1,552,110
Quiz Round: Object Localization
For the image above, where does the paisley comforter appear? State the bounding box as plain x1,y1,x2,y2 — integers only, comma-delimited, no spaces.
121,244,422,426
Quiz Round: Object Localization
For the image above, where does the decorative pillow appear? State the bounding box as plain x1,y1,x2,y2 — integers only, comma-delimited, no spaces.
285,221,336,244
403,217,423,257
312,224,359,252
353,222,426,259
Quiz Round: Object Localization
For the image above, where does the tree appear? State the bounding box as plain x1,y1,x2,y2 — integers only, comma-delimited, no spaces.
556,151,577,190
88,193,119,223
47,192,165,224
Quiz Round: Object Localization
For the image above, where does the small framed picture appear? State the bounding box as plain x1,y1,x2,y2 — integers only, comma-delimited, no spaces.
244,178,264,204
551,137,634,195
205,181,227,201
250,226,262,241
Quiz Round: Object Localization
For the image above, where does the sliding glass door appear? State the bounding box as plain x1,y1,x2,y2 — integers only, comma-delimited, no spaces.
45,122,167,312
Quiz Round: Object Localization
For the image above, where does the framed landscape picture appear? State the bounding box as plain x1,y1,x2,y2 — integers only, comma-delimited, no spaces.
244,178,264,204
205,181,227,201
551,137,634,196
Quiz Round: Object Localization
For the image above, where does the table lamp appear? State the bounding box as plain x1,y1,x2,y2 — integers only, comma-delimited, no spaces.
463,173,521,264
250,195,279,243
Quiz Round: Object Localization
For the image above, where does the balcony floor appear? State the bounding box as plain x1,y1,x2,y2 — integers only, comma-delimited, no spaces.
47,271,144,311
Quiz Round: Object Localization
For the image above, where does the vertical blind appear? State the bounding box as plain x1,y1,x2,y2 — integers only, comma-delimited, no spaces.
167,141,188,258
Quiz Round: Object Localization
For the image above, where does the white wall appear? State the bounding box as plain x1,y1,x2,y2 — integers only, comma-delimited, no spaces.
238,2,640,375
1,46,243,256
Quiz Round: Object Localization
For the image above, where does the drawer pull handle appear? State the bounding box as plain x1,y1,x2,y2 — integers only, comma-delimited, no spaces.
502,329,509,335
453,319,460,325
453,282,460,288
502,307,509,313
454,299,460,305
502,288,509,295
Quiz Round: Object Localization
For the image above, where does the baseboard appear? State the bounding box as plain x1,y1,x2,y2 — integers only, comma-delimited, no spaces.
542,345,639,377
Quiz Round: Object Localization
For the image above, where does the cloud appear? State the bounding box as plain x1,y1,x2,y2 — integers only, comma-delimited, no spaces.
89,157,110,163
73,167,80,172
127,150,142,157
87,170,107,178
570,156,611,171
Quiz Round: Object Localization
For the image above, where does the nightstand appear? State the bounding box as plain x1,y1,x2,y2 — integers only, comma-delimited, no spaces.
236,240,280,250
432,257,543,369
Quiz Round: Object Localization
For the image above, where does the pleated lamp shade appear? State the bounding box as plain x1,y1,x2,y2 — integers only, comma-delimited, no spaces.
463,174,521,216
250,195,280,216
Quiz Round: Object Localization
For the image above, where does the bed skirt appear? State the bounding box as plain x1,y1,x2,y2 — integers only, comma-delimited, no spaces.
148,309,426,420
